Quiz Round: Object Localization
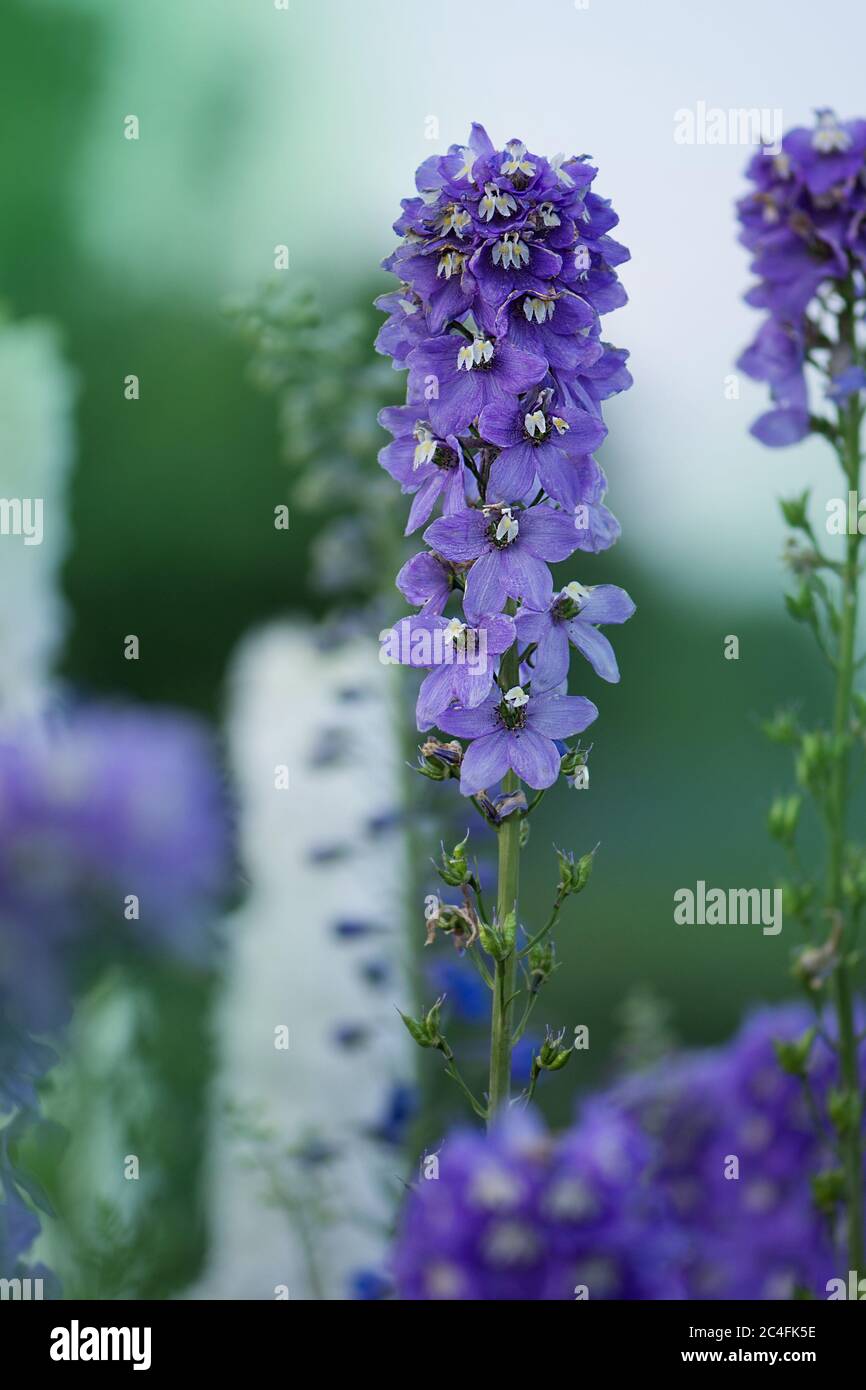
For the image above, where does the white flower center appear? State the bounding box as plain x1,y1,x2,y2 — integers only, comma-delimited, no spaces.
551,415,569,435
437,249,467,280
438,204,472,238
550,153,575,187
500,141,535,178
455,147,476,183
492,233,530,270
812,111,851,154
537,201,561,228
479,182,518,221
457,337,494,371
443,618,467,646
504,685,529,709
524,409,547,437
564,580,591,605
523,294,555,324
574,244,591,273
470,1165,523,1210
494,507,519,543
772,152,791,179
413,425,437,469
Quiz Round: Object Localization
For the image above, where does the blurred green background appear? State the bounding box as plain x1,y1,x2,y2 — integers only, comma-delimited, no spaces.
3,0,863,1255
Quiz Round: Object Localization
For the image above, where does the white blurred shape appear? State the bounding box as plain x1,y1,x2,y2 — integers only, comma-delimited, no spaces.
0,317,75,721
195,622,412,1300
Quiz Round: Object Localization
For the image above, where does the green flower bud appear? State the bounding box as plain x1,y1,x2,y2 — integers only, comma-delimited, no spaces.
478,910,516,962
398,996,452,1059
779,489,810,531
556,846,594,898
827,1088,860,1137
531,1026,572,1080
811,1169,846,1215
767,794,802,845
785,583,816,624
795,730,832,793
761,708,800,745
773,1027,815,1078
780,879,814,920
528,940,558,993
437,831,471,886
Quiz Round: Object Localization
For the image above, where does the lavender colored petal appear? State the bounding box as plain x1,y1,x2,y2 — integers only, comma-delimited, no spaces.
568,621,621,682
506,729,561,789
527,693,599,738
459,732,512,795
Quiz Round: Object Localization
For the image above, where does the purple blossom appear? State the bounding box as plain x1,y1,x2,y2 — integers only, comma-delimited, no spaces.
392,1105,673,1300
380,612,516,727
424,503,584,621
395,550,456,613
478,392,607,506
516,582,636,689
436,687,597,795
378,405,469,533
406,333,547,439
737,110,866,447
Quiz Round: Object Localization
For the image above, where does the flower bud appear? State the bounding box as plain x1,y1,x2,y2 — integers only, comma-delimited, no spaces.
531,1026,572,1080
417,738,462,781
761,708,800,745
528,940,557,993
437,831,471,886
556,846,594,898
785,582,816,624
398,996,452,1058
811,1169,845,1215
828,1088,860,1137
773,1027,815,1078
779,489,810,531
767,794,802,845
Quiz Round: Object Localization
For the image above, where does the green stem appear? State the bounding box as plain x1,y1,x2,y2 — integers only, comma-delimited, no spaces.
487,627,521,1125
827,306,864,1274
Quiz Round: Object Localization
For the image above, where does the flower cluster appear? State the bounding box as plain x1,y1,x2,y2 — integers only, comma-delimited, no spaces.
737,109,866,446
392,1103,672,1300
377,124,634,795
392,1002,863,1300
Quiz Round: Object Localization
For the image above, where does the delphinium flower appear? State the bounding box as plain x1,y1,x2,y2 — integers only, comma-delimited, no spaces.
392,1000,865,1300
736,109,866,1279
608,1004,854,1299
392,1103,678,1301
377,124,633,1124
0,702,229,1285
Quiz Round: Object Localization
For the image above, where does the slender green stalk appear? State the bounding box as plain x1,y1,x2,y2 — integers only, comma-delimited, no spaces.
827,369,864,1275
487,633,521,1124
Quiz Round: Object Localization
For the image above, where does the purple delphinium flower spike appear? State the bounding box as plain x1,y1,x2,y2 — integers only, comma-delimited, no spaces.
379,124,632,1134
737,110,866,447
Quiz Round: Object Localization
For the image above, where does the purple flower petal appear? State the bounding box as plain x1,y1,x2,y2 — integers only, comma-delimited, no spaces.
527,693,598,739
459,731,512,795
507,728,561,788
